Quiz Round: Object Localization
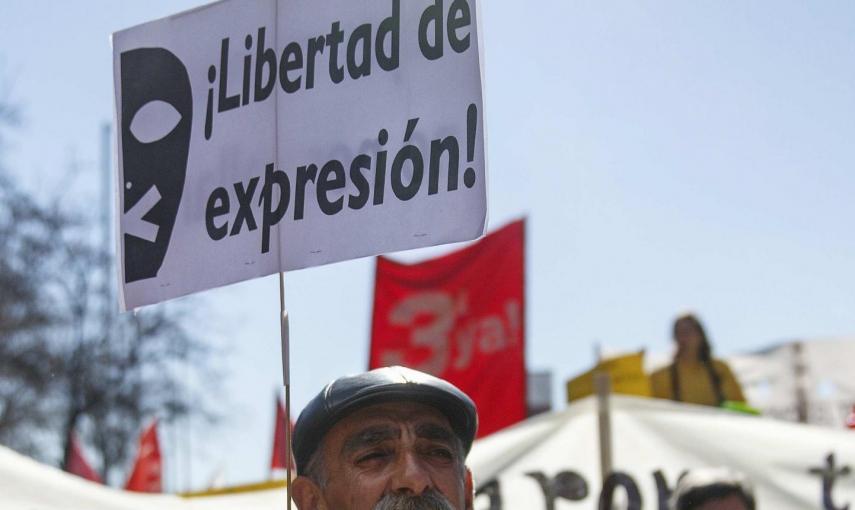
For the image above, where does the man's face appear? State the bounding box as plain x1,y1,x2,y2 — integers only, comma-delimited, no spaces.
292,402,473,510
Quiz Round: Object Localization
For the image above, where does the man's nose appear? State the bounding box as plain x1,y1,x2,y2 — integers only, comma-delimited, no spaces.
390,451,432,495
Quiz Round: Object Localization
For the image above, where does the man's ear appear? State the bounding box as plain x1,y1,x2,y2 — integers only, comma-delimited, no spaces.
290,475,323,510
464,467,474,510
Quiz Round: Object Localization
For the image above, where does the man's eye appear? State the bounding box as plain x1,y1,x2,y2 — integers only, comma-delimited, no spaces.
428,448,453,460
356,450,389,464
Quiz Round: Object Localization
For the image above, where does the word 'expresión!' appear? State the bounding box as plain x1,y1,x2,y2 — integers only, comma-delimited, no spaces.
205,105,479,254
205,0,473,139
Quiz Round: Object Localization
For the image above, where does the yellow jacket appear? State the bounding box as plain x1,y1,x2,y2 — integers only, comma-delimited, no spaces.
651,359,746,407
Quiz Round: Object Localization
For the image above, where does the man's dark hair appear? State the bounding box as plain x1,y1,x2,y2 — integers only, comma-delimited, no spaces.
671,468,755,510
674,483,756,510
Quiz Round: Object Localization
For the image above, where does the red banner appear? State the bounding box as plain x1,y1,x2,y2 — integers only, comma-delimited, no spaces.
370,219,526,437
270,395,295,473
125,420,162,493
67,432,103,484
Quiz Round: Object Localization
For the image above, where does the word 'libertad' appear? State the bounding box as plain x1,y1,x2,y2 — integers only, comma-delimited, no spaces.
205,0,474,139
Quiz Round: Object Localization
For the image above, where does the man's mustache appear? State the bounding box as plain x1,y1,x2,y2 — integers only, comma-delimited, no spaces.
373,488,454,510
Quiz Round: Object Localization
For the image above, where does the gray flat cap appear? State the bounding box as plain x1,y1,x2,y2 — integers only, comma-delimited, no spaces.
293,366,478,475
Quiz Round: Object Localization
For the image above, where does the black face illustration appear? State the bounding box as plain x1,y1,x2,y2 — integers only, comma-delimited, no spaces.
121,47,192,283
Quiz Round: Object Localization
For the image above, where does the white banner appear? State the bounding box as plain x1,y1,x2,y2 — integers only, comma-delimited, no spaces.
113,0,486,310
468,396,855,509
5,397,854,509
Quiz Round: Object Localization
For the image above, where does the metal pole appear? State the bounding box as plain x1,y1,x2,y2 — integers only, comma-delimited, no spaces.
792,342,809,423
279,271,292,510
595,372,613,483
100,122,113,311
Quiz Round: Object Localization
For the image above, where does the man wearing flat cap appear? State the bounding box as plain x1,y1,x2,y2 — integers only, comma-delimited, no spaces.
290,366,478,510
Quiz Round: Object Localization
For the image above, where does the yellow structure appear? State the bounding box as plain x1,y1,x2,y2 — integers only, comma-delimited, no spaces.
566,351,652,402
181,479,286,499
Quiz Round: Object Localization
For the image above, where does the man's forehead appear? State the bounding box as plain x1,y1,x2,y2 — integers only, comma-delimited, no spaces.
350,401,450,427
329,402,453,440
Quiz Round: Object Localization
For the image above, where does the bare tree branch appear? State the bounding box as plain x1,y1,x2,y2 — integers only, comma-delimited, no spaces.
0,94,223,484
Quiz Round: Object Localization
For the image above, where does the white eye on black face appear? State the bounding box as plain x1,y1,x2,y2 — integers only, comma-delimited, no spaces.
129,100,182,144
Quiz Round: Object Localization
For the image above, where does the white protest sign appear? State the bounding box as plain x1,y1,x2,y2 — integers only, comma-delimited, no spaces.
113,0,487,310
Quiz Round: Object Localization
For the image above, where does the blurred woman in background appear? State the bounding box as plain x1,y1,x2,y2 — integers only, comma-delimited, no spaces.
651,313,746,407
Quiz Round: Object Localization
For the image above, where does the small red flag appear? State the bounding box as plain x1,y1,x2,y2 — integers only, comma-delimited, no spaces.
370,219,527,437
846,405,855,430
125,420,162,493
66,432,103,484
271,395,295,473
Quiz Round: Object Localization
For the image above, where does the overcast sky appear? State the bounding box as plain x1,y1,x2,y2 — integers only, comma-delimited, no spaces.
2,0,854,492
